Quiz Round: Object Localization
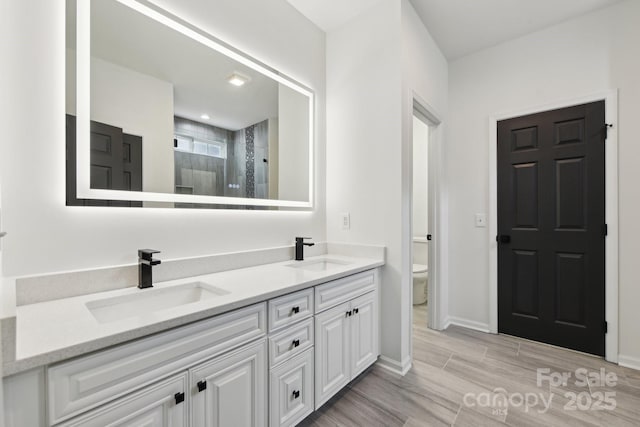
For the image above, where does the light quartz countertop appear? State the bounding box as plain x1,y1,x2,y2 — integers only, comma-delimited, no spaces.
7,254,383,375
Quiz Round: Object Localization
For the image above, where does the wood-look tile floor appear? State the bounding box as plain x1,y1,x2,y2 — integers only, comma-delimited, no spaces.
300,303,640,426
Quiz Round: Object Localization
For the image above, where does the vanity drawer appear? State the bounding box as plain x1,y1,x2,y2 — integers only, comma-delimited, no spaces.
269,317,314,368
47,302,266,425
314,269,377,313
270,348,314,427
268,288,313,332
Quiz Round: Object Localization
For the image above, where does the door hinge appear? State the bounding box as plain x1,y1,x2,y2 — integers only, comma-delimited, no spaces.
603,321,608,334
603,224,608,237
604,124,613,140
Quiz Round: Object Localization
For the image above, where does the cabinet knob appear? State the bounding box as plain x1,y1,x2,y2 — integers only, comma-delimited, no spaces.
291,306,300,315
174,392,185,404
197,380,207,392
354,308,359,314
292,339,300,348
346,310,352,317
292,390,300,399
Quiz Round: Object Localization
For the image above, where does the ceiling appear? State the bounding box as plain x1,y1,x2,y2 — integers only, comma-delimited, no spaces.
286,0,625,60
286,0,383,32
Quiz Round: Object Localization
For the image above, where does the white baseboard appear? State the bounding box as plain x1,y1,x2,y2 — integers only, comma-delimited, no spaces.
377,355,412,376
618,354,640,372
443,316,491,333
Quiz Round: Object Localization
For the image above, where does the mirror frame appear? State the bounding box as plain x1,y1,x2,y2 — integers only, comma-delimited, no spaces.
74,0,314,208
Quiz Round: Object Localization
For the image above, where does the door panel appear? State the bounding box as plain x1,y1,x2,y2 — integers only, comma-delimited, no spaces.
498,101,605,356
512,250,539,318
190,340,267,427
350,291,378,378
513,162,538,228
314,302,350,409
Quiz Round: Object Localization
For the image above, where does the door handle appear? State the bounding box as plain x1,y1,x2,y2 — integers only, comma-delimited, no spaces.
496,235,511,244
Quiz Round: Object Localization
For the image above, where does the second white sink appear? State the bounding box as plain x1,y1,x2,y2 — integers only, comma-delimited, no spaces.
287,258,351,272
86,281,230,323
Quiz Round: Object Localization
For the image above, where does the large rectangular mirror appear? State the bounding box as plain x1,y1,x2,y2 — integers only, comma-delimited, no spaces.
66,0,313,209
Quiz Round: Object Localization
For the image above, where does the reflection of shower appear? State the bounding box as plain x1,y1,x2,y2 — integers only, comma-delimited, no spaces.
173,116,271,200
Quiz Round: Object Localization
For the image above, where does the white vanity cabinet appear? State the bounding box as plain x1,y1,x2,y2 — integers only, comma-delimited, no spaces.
314,270,379,409
3,266,381,427
46,302,267,426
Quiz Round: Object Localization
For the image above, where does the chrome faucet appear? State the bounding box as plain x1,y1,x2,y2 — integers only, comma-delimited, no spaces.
295,237,314,261
138,249,161,289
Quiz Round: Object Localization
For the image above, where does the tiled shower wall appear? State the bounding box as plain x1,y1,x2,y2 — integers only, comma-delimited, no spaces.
174,117,270,201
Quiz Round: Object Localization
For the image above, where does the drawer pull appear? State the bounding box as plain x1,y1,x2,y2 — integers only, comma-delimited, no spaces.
174,392,185,405
346,310,352,317
197,380,207,392
354,308,359,314
292,390,300,399
292,339,300,348
291,306,300,315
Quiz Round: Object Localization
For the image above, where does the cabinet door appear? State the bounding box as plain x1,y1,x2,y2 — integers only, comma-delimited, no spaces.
269,348,314,427
58,374,187,427
190,339,267,427
350,291,379,378
314,302,350,409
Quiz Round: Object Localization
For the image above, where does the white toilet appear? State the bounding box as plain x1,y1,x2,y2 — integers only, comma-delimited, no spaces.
412,263,428,305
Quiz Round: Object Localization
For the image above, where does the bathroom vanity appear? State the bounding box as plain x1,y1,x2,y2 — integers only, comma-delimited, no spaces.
2,253,383,426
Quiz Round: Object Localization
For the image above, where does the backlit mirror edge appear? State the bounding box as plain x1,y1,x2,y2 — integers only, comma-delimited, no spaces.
75,0,314,209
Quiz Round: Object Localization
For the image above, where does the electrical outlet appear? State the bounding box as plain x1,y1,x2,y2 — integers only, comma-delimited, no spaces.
340,212,350,230
475,213,486,228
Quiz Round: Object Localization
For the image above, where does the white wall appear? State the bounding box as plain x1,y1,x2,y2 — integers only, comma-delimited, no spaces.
0,0,325,277
91,58,175,195
326,0,447,371
278,84,310,202
447,0,640,362
326,0,403,367
66,53,176,194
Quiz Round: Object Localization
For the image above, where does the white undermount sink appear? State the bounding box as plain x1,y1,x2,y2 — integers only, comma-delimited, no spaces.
86,281,230,323
287,258,352,272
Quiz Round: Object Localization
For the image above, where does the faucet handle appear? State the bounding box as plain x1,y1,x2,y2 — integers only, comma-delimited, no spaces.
138,249,161,261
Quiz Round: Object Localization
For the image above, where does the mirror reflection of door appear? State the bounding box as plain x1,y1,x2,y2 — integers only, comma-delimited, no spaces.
66,115,142,207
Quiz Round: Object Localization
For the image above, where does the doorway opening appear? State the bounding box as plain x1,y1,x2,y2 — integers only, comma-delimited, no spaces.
412,114,431,330
408,96,444,371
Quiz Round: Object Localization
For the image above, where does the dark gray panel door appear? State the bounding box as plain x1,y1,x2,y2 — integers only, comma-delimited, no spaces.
497,101,605,356
66,115,143,207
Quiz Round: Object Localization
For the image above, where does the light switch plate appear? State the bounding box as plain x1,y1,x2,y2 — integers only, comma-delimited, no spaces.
475,213,486,228
340,212,350,230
